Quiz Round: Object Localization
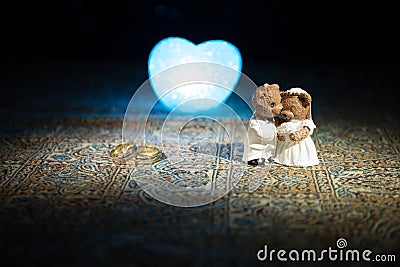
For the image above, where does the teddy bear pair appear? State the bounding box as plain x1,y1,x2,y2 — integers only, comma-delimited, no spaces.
243,83,319,167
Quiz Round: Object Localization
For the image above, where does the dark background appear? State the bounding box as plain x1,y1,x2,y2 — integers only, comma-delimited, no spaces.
0,1,398,120
1,0,399,119
1,0,398,65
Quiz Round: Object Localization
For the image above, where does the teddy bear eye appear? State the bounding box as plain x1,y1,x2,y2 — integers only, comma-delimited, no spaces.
270,103,275,107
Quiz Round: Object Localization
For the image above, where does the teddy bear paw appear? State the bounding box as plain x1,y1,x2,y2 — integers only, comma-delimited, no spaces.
289,133,297,141
277,134,285,142
289,128,309,141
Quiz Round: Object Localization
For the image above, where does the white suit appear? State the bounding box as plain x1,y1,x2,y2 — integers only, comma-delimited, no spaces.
243,116,277,162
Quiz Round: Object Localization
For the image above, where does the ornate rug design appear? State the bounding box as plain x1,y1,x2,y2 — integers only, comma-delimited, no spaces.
0,115,399,266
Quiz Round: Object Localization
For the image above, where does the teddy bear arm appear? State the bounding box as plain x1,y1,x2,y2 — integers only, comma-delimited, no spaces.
289,126,310,141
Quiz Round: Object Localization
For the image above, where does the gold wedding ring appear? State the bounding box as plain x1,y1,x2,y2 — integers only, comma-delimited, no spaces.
110,142,161,164
136,145,161,163
110,142,137,163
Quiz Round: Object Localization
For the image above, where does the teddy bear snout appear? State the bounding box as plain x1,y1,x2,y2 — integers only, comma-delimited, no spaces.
281,110,294,121
272,103,283,116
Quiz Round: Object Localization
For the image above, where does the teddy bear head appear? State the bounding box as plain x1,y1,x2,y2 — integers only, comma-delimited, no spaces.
252,83,283,119
278,88,312,123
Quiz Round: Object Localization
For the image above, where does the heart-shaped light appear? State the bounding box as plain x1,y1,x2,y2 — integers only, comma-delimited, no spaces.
148,37,242,112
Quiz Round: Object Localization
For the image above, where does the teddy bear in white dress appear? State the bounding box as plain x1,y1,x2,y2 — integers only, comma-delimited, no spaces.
274,88,319,167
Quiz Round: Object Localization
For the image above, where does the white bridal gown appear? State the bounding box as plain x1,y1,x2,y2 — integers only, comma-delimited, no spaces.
275,119,319,167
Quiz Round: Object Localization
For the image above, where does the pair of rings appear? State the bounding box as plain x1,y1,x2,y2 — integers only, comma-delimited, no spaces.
110,142,161,164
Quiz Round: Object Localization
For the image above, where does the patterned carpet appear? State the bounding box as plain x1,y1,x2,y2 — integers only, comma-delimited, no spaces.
1,111,399,266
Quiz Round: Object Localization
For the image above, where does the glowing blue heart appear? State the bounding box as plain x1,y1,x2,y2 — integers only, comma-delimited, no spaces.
148,37,242,112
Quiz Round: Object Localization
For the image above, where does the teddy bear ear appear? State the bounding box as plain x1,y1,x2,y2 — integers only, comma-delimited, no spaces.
269,84,280,91
298,92,312,107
